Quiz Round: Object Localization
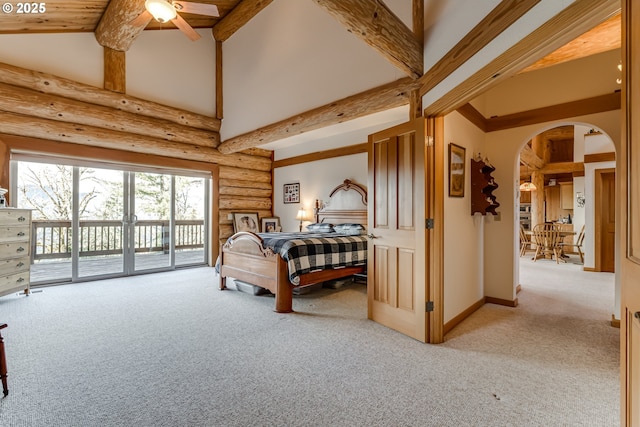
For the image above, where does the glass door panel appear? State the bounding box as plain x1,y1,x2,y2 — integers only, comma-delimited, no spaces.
16,161,73,284
132,172,172,272
77,167,125,279
175,176,206,266
14,159,208,285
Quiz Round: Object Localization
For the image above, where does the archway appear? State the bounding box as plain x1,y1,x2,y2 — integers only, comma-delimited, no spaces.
514,121,619,324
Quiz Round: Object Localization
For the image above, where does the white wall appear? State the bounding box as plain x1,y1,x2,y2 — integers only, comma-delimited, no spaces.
273,153,367,232
0,33,103,87
443,111,486,322
0,30,217,116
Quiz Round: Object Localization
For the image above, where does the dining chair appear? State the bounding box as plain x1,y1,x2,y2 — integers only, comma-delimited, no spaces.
519,225,535,257
561,224,585,264
532,223,564,263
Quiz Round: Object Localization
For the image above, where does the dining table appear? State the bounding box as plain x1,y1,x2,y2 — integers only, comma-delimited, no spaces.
526,227,576,262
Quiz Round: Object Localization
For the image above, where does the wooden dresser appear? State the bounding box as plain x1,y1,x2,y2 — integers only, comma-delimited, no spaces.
0,209,31,298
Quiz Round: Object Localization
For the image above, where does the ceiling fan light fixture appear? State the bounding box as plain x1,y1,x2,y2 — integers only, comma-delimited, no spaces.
145,0,177,23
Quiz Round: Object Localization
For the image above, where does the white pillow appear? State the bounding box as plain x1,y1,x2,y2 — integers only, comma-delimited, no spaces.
333,223,365,235
306,223,335,232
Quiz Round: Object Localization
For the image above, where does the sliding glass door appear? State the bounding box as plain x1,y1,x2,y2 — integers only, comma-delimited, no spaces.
77,167,126,279
131,171,173,273
13,157,209,285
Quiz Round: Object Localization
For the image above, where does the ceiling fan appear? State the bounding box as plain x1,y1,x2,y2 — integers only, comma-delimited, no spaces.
132,0,220,41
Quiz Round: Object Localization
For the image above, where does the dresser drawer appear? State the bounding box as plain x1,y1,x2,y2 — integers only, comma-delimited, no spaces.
0,226,29,243
0,209,31,226
0,242,30,258
0,256,29,276
0,270,29,290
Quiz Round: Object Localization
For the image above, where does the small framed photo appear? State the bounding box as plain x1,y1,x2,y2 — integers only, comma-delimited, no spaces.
449,143,466,197
261,217,281,233
233,212,260,234
283,182,300,204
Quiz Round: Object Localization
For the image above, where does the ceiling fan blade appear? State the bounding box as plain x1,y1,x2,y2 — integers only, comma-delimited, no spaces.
130,10,153,27
171,14,201,41
173,1,219,17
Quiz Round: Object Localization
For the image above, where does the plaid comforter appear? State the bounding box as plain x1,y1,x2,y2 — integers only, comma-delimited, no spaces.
259,232,367,285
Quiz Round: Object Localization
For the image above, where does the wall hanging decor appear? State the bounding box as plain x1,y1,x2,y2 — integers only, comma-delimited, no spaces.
283,183,300,204
448,143,466,197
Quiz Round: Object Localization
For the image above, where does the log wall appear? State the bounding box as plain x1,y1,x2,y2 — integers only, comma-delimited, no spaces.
0,62,275,265
217,159,273,247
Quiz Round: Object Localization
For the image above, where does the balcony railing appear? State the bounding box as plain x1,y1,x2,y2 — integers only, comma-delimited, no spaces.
31,219,205,261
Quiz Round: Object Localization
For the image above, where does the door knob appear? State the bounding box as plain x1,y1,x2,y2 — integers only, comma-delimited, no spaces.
366,233,377,239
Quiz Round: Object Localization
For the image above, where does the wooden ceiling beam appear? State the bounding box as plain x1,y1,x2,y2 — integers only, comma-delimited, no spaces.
212,0,273,42
520,144,545,170
95,0,149,51
217,77,419,154
103,47,126,93
485,92,621,132
423,0,620,117
312,0,423,79
419,0,540,97
520,162,584,177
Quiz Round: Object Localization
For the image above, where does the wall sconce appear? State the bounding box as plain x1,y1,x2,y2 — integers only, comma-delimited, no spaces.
296,208,306,232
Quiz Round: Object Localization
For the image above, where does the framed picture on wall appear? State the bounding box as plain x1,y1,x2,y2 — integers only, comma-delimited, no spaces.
283,183,300,204
449,143,466,197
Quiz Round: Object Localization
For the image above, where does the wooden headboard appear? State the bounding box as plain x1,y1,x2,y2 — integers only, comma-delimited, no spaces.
315,179,367,227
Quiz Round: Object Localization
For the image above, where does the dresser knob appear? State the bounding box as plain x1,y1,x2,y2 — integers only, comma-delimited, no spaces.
16,277,24,283
16,262,24,268
16,247,24,252
17,231,25,237
18,216,26,222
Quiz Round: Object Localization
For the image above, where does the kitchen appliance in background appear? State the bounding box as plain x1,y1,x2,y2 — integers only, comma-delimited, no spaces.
519,203,531,230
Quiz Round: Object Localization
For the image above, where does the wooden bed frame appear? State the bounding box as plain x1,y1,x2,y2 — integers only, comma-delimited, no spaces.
219,179,368,313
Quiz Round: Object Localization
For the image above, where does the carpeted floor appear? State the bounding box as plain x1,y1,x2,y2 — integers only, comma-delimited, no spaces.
0,255,619,426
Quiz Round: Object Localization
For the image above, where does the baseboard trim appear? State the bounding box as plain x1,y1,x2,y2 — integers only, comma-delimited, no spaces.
516,284,522,294
444,298,485,335
583,266,596,272
611,314,620,328
485,296,519,307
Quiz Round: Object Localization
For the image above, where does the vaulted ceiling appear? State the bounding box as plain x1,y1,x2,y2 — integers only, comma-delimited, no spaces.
0,1,621,152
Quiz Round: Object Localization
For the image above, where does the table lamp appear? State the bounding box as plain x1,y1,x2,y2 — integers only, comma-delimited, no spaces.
296,208,306,232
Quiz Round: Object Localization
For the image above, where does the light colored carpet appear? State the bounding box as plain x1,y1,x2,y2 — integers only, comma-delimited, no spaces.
0,256,619,426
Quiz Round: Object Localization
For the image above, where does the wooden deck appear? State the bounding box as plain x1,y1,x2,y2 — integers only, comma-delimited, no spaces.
30,249,206,284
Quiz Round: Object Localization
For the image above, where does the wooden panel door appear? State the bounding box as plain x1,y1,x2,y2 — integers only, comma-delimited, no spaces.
622,0,640,424
595,169,615,272
367,119,427,342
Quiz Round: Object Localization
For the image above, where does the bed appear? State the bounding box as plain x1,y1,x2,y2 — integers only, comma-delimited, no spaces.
218,179,368,313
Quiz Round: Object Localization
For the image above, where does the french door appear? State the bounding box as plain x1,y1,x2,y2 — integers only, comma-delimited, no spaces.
13,158,209,284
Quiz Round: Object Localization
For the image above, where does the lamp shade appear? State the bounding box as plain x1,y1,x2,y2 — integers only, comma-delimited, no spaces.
145,0,177,23
519,181,537,191
296,208,306,221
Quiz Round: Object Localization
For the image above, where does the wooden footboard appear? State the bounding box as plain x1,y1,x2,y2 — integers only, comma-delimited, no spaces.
219,231,364,313
219,231,293,312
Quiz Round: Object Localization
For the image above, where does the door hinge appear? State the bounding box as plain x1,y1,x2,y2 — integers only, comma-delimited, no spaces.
426,301,434,312
426,218,434,229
